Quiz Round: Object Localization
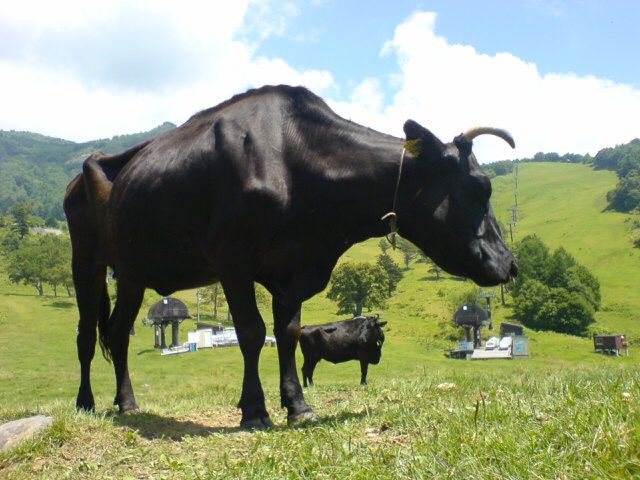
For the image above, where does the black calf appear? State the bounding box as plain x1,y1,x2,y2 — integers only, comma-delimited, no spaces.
299,315,386,386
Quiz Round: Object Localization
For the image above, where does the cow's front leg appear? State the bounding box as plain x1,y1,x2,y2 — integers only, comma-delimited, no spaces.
272,299,316,424
222,278,272,430
301,356,318,388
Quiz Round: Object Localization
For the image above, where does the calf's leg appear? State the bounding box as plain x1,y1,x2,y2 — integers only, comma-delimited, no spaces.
301,356,318,388
273,300,315,422
359,359,369,385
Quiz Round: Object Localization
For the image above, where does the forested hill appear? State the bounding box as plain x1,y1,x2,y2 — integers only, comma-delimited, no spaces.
0,122,176,222
484,138,640,213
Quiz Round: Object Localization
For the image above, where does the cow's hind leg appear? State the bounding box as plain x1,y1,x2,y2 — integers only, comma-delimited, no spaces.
222,279,272,430
273,300,315,423
108,279,144,413
72,245,109,412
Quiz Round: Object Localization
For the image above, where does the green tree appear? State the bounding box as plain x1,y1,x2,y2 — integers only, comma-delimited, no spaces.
607,173,640,212
512,235,600,336
378,238,390,255
376,252,403,296
41,235,73,297
7,238,48,295
544,247,577,288
200,284,227,320
6,234,72,297
514,280,595,336
397,237,420,269
563,264,601,311
327,262,390,316
1,228,21,254
513,235,550,294
10,203,33,239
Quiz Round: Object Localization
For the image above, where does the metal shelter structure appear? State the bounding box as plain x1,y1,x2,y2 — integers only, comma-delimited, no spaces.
454,303,491,348
144,298,191,349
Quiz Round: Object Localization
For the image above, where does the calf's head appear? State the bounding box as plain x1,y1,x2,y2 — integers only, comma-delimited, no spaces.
399,121,518,287
358,316,387,364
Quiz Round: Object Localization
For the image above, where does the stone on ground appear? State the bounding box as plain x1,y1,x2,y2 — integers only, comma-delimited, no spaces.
0,415,54,453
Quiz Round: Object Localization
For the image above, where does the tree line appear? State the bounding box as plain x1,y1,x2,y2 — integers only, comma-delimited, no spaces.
593,138,640,212
1,203,73,297
482,151,592,179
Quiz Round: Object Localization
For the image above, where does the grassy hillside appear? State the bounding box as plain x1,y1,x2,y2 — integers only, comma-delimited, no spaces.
0,123,176,220
1,162,639,478
491,162,640,337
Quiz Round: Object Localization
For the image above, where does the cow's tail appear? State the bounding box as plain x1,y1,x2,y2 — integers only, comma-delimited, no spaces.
97,283,113,362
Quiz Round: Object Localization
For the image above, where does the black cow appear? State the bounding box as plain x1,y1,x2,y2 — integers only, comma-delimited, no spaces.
300,315,387,387
64,84,517,430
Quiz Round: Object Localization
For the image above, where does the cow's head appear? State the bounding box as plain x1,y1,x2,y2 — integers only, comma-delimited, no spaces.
358,315,387,364
399,121,517,286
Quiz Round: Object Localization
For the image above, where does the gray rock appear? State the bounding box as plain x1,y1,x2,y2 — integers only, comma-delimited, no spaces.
0,415,54,453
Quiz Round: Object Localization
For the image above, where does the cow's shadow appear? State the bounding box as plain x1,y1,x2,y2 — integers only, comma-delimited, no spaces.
289,409,369,430
111,411,241,440
111,408,369,439
46,301,75,309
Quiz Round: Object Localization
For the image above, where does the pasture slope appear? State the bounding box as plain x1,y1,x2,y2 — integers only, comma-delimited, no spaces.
0,162,639,479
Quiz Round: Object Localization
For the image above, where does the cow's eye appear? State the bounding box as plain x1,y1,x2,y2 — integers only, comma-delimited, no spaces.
376,340,382,347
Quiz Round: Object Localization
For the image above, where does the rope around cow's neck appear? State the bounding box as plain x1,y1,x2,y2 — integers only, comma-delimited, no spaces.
381,147,406,249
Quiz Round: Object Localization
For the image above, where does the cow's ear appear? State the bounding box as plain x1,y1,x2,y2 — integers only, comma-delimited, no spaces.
403,120,446,162
377,321,388,328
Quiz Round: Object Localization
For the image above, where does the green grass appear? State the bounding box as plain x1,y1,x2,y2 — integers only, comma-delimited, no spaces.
1,161,640,478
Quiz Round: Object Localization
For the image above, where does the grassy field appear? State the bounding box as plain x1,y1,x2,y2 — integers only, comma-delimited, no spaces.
1,162,639,478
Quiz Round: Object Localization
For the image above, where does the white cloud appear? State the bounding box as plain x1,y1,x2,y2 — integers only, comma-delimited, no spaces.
338,11,640,161
0,0,335,141
1,5,638,163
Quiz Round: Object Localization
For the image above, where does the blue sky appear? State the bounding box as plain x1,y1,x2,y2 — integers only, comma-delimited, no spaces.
257,1,639,90
1,0,639,161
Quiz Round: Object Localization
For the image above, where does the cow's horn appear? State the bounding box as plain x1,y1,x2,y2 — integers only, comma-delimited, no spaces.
462,127,515,149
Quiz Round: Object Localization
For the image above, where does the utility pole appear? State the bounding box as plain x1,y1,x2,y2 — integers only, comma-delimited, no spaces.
510,206,518,223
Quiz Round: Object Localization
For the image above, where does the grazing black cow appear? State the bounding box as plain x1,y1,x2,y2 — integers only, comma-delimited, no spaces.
64,84,517,430
300,315,387,387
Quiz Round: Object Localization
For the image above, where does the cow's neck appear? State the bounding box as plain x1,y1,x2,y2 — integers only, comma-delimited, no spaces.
308,134,422,248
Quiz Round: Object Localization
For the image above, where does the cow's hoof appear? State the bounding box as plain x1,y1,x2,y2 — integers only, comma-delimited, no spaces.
118,401,139,415
76,391,95,412
287,410,318,425
75,401,95,413
240,416,274,431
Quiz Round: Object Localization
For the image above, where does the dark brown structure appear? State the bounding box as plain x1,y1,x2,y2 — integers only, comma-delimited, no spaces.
500,322,524,337
593,335,628,356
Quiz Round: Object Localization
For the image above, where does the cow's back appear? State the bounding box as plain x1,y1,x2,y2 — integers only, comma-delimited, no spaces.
299,319,366,364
